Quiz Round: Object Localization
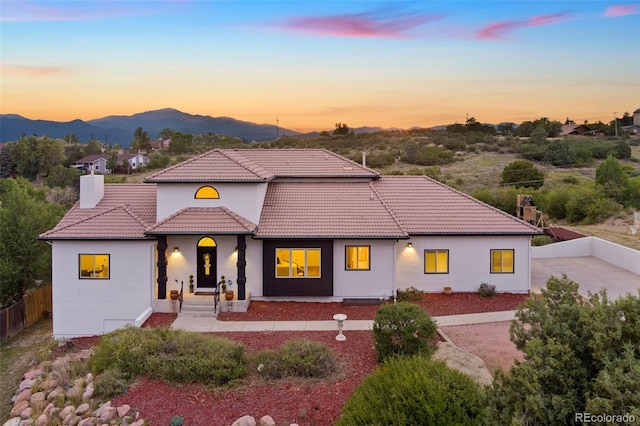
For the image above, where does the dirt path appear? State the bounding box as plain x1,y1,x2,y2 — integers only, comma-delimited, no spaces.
440,321,523,374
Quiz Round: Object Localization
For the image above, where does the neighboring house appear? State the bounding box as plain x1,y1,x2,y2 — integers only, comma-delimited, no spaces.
123,153,149,170
41,149,542,338
560,124,591,136
73,154,110,174
150,139,171,150
74,153,149,174
634,108,640,127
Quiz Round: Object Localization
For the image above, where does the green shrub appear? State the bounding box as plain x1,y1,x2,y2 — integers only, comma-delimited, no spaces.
90,327,246,386
372,302,438,362
169,416,184,426
487,276,640,425
254,339,338,379
531,235,554,246
396,286,423,302
478,283,496,297
92,367,130,398
336,356,486,426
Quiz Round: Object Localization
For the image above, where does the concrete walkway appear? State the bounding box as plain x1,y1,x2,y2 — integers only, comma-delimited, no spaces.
170,310,518,333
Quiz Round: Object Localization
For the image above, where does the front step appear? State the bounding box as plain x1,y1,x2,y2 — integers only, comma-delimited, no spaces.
179,299,220,318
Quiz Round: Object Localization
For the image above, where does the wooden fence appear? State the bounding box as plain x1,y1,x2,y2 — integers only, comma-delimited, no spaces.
0,284,52,341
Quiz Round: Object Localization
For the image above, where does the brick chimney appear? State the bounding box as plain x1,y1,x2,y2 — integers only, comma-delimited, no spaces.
79,167,104,208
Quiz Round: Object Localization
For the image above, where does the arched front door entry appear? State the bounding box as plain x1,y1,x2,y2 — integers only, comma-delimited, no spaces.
197,237,217,288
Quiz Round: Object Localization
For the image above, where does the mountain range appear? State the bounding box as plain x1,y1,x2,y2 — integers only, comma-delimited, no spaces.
0,108,387,145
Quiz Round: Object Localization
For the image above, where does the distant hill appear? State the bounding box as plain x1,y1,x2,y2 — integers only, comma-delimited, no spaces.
0,108,302,145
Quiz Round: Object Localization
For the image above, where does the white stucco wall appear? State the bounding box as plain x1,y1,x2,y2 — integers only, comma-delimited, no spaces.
165,235,263,296
332,240,396,299
395,235,532,293
51,240,156,339
156,182,268,223
532,237,640,275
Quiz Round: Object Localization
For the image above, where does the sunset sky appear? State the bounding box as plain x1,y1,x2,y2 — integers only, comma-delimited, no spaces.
1,1,639,132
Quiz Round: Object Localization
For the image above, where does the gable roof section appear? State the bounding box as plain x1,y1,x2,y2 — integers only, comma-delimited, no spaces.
146,207,256,235
40,184,157,240
75,154,109,163
372,176,542,235
39,205,151,240
236,149,379,178
145,149,274,182
144,148,379,182
256,181,407,239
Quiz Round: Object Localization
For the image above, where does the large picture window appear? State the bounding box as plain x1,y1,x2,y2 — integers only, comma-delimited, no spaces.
276,248,321,278
346,246,370,270
425,250,449,274
79,254,110,279
491,249,514,273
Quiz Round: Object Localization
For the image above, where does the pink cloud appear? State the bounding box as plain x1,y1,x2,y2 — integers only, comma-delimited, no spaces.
2,64,70,77
477,12,572,40
1,1,174,22
603,3,639,17
278,10,443,39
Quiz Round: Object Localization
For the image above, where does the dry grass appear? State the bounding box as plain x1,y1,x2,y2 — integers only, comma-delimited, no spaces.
0,319,54,420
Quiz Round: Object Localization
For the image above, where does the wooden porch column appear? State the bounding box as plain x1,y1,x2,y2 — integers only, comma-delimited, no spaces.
236,235,247,300
157,236,168,299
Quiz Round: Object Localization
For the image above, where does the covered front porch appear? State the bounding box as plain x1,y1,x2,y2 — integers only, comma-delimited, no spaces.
145,206,259,313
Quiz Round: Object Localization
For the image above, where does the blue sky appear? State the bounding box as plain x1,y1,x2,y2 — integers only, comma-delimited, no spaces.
1,1,638,131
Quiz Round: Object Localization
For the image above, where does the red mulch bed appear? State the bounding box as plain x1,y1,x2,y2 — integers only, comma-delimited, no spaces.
218,292,528,321
65,293,529,426
112,331,376,426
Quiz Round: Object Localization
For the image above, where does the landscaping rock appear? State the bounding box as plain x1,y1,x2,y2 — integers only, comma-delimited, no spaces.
18,379,34,393
35,414,49,426
67,385,83,401
23,368,42,381
2,417,20,426
75,403,90,416
117,404,131,418
433,341,493,386
10,401,29,418
232,415,256,426
59,405,75,419
258,415,275,426
30,391,46,411
19,407,32,419
82,383,94,401
14,389,32,405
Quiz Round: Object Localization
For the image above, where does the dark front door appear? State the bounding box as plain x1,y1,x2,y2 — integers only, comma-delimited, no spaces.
197,246,217,288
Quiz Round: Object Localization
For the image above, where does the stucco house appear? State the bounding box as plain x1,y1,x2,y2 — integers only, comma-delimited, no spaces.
41,148,541,338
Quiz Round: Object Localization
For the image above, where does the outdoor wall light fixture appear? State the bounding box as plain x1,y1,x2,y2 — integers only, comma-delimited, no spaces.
407,242,413,248
173,247,179,253
234,246,238,253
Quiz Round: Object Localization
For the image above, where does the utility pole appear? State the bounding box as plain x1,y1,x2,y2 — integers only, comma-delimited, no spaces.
276,116,279,139
613,112,618,137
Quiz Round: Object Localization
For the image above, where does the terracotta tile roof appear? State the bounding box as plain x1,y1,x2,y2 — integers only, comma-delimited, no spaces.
256,181,407,238
144,148,378,182
39,205,151,239
235,149,379,178
40,184,156,240
372,176,542,235
145,149,273,182
146,207,256,235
